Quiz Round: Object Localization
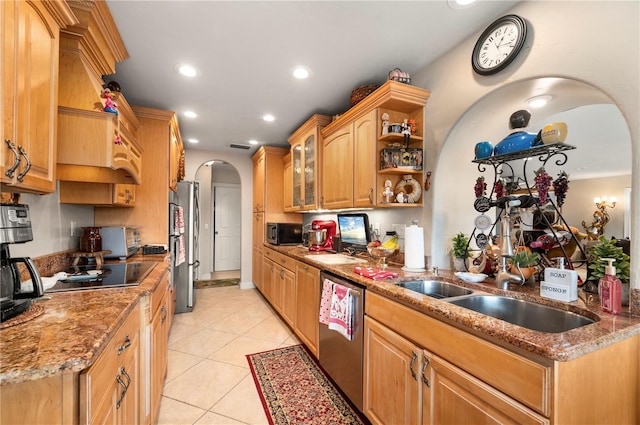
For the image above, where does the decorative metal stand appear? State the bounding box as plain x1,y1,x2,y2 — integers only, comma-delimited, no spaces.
468,143,587,269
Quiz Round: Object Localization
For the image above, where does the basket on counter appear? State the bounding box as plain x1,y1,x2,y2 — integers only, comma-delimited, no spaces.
350,84,380,107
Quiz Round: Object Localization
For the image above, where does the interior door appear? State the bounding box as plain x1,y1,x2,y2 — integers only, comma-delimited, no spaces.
214,184,241,271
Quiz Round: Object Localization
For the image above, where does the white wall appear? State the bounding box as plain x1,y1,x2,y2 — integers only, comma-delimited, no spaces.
8,185,94,258
411,1,639,288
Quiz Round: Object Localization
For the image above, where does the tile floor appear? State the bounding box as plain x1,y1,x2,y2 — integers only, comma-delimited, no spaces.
158,284,301,424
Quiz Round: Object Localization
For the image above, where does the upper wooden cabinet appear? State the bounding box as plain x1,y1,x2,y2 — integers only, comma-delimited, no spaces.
95,107,184,245
252,146,296,218
286,115,332,211
321,81,430,209
1,0,76,194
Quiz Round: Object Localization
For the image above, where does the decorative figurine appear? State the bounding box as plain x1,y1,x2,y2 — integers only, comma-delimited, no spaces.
101,88,118,115
381,112,390,135
382,180,394,203
402,118,411,148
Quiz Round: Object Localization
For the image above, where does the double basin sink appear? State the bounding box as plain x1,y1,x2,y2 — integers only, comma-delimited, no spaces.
397,280,595,333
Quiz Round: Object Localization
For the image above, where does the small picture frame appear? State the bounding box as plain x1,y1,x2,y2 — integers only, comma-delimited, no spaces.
380,148,402,169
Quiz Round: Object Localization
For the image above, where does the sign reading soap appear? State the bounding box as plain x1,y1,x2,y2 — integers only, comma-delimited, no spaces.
381,148,423,170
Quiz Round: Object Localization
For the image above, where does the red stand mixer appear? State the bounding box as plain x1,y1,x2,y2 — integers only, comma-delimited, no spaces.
308,220,336,252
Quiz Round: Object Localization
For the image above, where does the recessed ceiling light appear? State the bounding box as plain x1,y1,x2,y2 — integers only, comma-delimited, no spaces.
447,0,477,9
184,111,198,118
249,139,259,145
177,64,198,77
188,138,199,144
262,114,275,122
526,95,553,108
292,66,311,79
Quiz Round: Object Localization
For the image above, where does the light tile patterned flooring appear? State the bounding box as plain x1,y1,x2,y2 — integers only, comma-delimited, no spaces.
158,285,300,424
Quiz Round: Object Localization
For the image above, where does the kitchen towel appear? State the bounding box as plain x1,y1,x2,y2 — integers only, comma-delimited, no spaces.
176,235,186,266
319,279,334,325
328,283,353,341
353,266,398,280
403,223,426,271
174,206,185,235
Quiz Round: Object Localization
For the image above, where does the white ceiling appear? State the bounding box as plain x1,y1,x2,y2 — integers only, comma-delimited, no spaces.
104,0,520,155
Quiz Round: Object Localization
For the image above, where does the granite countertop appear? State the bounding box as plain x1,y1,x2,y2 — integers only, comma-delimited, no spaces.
268,244,640,362
0,258,168,386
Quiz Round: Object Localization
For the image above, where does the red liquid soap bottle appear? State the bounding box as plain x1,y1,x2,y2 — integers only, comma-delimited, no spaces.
598,258,622,315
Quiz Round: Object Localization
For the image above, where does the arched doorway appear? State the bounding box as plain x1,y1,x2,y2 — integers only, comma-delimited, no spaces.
431,77,632,269
195,160,241,280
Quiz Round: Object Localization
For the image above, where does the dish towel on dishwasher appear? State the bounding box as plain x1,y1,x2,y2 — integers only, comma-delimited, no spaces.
328,283,353,341
319,279,334,325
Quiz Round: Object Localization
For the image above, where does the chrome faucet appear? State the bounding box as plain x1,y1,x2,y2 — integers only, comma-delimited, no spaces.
496,256,524,290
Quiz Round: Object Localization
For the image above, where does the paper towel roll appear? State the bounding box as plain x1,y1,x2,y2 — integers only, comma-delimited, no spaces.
403,225,426,272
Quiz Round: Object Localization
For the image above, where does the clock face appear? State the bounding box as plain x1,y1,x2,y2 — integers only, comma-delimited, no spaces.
472,15,527,75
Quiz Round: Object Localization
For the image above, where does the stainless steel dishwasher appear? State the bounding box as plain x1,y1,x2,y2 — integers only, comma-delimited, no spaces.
318,271,365,412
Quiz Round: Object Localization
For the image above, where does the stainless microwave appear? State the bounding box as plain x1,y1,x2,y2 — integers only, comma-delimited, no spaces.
266,223,302,245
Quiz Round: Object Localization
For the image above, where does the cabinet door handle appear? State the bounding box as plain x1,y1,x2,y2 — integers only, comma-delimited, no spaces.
115,367,131,409
4,140,21,178
368,187,374,204
161,305,168,324
409,351,418,381
117,334,132,355
16,146,31,182
421,356,431,387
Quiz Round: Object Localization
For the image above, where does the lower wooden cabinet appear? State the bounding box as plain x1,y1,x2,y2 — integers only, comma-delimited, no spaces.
256,249,320,357
149,273,172,424
294,261,320,357
364,315,549,425
80,303,141,425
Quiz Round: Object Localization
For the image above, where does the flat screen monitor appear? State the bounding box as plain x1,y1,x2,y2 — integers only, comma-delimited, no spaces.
337,213,371,252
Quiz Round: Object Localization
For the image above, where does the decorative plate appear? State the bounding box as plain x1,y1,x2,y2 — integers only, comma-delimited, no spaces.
474,214,492,231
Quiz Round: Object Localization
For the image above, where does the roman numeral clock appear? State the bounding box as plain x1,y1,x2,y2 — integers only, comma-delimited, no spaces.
472,14,528,75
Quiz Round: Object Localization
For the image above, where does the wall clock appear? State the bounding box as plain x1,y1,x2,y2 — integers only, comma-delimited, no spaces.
472,14,527,75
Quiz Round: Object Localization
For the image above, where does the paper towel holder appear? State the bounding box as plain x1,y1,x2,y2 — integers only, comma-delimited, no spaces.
402,220,427,272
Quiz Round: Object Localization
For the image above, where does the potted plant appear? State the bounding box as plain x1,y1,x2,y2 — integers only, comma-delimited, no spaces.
508,248,540,282
588,235,631,304
451,232,470,272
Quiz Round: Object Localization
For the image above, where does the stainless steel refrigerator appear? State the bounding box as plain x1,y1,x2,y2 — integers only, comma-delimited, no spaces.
169,181,200,313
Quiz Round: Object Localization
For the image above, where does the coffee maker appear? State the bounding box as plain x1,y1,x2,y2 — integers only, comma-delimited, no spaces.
308,220,336,252
1,204,44,321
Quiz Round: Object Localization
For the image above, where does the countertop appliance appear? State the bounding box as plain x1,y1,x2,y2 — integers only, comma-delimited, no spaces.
46,262,156,292
309,220,336,252
266,222,302,245
170,181,200,313
319,271,365,412
0,204,44,321
101,226,141,260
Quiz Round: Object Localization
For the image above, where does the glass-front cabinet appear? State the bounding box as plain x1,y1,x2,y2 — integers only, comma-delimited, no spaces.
287,114,331,212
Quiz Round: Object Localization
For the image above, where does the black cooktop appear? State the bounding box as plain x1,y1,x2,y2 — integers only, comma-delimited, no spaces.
46,262,156,293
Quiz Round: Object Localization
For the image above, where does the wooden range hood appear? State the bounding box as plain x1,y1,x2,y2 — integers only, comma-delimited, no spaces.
57,0,142,185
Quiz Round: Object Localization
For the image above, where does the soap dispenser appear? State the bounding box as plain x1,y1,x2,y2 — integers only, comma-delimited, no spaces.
599,258,622,315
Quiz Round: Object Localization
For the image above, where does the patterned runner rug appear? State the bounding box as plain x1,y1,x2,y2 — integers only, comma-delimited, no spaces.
195,278,239,289
247,345,367,425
